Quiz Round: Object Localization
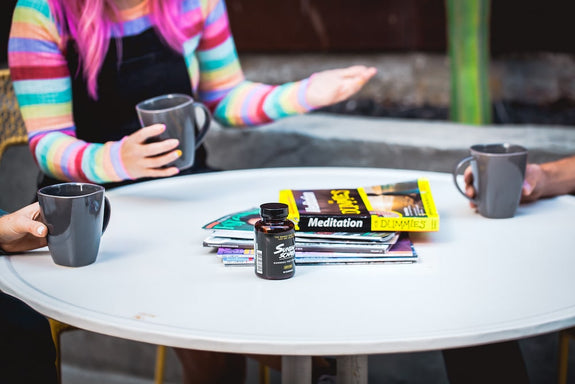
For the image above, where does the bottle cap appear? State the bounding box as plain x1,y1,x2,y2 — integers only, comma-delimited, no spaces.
260,202,289,220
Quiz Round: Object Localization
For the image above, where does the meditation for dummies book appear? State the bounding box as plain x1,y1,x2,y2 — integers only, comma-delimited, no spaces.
279,178,439,232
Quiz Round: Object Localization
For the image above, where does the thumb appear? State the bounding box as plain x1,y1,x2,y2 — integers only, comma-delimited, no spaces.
14,217,47,238
32,222,47,237
522,180,534,196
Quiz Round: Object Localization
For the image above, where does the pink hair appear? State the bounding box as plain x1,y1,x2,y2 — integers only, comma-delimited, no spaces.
48,0,186,99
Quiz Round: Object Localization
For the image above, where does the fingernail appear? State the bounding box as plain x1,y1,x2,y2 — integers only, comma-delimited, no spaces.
522,180,533,195
176,150,182,158
37,226,45,235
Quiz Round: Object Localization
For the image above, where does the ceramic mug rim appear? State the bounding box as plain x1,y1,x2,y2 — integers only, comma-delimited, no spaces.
135,93,193,113
470,143,527,156
37,182,104,199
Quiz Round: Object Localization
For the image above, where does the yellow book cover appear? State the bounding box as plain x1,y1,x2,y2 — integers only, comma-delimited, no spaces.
279,178,439,232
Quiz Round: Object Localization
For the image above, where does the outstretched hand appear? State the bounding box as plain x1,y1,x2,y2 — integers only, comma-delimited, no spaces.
0,203,48,253
306,65,377,108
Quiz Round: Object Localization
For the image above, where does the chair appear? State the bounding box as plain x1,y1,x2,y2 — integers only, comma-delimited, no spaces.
0,68,27,165
1,68,169,383
48,318,167,384
558,328,575,384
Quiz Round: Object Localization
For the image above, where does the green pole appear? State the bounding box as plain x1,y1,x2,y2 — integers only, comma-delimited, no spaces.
446,0,492,125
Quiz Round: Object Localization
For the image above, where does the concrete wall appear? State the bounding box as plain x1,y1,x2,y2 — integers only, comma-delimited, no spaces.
4,113,574,212
204,113,575,172
239,53,575,108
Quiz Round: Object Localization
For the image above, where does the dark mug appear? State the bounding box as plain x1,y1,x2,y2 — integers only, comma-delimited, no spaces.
453,143,528,219
136,93,212,170
37,183,111,267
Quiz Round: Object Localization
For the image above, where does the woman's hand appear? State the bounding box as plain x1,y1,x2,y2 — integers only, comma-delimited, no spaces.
0,203,47,253
306,65,377,108
121,124,182,179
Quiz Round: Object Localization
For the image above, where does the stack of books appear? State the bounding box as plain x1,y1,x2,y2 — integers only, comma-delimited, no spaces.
202,178,439,266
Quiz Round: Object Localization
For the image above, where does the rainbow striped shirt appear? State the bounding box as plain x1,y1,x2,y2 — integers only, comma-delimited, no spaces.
8,0,314,183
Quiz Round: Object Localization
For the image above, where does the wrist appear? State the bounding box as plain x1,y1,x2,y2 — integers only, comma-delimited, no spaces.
113,137,135,180
539,160,574,197
301,75,319,111
303,74,322,110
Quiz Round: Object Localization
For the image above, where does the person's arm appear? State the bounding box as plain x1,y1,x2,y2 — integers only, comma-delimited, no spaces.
522,156,575,202
192,0,376,126
0,203,47,254
8,0,129,184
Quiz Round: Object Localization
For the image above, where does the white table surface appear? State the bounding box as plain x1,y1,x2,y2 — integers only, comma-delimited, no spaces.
1,167,575,358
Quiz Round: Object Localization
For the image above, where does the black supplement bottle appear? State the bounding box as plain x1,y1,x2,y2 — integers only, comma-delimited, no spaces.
254,203,296,280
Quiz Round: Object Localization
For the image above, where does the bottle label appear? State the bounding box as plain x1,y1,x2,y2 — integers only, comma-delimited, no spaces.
255,231,295,279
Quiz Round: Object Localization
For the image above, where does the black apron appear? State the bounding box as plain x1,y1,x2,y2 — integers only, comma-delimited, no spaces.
39,28,210,189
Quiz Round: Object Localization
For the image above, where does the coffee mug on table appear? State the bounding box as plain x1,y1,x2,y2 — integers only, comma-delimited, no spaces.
136,93,212,171
453,143,528,219
37,183,111,267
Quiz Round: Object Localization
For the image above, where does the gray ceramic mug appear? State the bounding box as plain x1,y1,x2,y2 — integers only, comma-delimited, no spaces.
37,183,111,267
136,93,212,170
453,143,528,219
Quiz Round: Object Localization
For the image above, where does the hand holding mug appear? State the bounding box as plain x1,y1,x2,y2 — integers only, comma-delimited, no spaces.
453,143,528,219
121,124,182,179
464,163,545,205
38,183,111,267
136,94,212,172
0,203,47,253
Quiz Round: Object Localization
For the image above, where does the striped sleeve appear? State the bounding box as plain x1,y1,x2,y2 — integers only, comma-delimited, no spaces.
8,0,128,183
193,0,316,127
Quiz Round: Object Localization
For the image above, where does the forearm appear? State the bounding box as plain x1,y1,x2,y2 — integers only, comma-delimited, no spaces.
211,79,314,126
31,132,128,183
9,2,128,183
195,0,315,127
539,156,575,197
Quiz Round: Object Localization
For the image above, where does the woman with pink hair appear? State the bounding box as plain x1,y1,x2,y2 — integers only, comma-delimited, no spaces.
9,0,374,382
8,0,376,190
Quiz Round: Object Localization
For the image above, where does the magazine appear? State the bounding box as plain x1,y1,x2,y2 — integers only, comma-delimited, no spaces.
216,234,418,266
202,208,260,239
202,208,397,241
279,178,439,232
205,232,399,253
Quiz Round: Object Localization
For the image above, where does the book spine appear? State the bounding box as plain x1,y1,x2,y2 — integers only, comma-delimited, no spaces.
279,189,300,227
370,216,440,232
295,245,390,254
418,178,439,218
296,214,439,232
295,214,372,232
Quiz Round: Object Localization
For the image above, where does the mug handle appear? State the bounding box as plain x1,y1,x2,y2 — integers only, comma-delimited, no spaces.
102,196,111,234
193,102,212,149
453,156,478,204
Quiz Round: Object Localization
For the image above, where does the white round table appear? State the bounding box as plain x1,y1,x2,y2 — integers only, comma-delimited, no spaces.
1,167,574,383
